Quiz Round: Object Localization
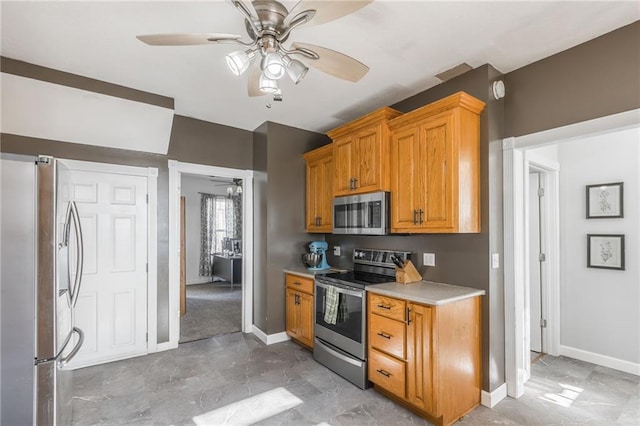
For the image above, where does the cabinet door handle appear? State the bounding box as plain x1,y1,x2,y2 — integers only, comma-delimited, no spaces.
406,307,412,325
413,209,418,225
376,304,391,310
376,369,391,378
419,209,424,224
293,281,301,286
376,332,392,339
353,177,358,189
317,217,322,227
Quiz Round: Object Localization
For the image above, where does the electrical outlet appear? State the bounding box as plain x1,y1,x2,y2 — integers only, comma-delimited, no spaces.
333,246,341,256
423,253,435,266
491,253,500,269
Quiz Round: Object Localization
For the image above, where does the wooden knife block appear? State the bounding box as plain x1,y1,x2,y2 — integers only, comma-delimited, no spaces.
395,260,422,284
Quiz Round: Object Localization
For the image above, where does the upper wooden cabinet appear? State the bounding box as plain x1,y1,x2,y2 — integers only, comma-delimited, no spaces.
303,145,333,233
328,107,402,196
388,92,485,233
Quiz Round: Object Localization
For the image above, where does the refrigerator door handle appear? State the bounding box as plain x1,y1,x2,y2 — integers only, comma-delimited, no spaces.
58,327,84,367
61,202,74,306
69,201,84,309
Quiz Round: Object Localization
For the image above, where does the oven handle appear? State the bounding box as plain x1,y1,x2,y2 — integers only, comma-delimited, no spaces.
315,281,363,298
315,339,362,367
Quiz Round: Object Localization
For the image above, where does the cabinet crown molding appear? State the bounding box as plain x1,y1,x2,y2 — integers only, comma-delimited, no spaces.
327,107,402,139
388,91,486,130
303,143,332,161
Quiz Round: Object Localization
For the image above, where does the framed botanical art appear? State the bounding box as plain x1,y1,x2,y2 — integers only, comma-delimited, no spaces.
586,182,623,218
587,234,625,270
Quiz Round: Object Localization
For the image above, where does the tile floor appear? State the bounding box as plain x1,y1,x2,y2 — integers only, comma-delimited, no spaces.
72,332,639,425
179,283,242,343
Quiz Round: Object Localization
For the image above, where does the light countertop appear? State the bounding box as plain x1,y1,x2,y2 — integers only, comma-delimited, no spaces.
366,280,485,306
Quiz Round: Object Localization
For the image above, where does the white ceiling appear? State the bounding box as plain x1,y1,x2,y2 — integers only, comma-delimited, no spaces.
2,1,638,134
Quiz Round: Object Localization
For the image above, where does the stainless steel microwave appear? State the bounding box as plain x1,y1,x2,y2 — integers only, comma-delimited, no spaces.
332,191,389,235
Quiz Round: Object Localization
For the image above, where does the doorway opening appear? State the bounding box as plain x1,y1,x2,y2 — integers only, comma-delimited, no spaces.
178,174,244,343
168,161,254,350
527,168,551,366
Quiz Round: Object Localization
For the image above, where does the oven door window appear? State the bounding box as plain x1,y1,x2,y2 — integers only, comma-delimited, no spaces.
315,283,363,344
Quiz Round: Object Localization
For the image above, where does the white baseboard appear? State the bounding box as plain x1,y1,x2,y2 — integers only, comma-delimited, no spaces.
187,279,211,285
155,340,179,353
560,345,640,376
252,325,291,345
481,382,507,408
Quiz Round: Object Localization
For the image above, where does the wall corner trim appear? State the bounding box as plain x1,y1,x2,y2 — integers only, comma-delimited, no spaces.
481,382,508,408
252,326,290,345
560,345,640,376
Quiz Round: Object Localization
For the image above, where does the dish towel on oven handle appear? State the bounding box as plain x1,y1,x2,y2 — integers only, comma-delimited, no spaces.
324,285,339,325
337,293,349,323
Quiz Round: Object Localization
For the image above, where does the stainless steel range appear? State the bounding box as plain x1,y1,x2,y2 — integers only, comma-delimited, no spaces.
313,248,411,389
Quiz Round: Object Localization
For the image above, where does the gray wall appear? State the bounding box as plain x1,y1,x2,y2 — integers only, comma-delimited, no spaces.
325,64,506,392
505,20,640,138
252,122,329,334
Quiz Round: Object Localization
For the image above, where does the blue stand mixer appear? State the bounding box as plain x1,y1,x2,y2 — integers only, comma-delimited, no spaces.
302,241,331,271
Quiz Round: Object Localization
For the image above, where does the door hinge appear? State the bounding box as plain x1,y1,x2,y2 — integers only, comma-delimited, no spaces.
539,253,546,262
540,319,547,328
35,156,51,165
538,187,545,197
146,194,149,204
146,332,148,342
146,263,149,272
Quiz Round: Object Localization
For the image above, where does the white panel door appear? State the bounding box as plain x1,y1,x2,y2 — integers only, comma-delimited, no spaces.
64,170,148,368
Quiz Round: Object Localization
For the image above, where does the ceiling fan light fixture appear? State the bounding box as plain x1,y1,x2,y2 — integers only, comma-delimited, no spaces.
226,49,254,76
259,73,279,93
283,56,308,84
262,52,286,80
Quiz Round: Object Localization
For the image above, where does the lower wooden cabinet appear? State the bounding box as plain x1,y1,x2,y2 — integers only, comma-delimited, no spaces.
367,292,482,426
285,273,314,349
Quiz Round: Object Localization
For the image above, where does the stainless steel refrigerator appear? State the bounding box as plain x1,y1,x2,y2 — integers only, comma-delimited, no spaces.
1,154,85,425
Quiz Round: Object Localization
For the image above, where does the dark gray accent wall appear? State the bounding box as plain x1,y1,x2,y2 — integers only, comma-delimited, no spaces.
168,115,253,170
1,56,174,109
325,64,506,392
505,20,640,137
252,123,269,332
252,122,329,334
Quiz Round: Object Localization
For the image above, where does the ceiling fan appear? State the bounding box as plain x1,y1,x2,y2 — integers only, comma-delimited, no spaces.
137,0,372,99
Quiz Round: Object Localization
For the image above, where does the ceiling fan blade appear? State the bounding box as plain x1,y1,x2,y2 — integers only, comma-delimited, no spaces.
284,0,372,27
136,33,241,46
228,0,262,34
291,42,369,82
247,62,265,97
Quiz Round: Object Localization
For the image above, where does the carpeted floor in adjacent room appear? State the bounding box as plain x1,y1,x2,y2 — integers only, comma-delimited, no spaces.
179,282,242,343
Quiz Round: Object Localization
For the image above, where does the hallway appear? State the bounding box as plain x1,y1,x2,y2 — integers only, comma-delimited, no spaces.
179,283,242,344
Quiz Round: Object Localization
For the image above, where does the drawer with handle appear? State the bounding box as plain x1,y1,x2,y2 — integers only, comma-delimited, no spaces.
368,293,406,321
369,313,406,359
285,273,314,294
368,348,406,398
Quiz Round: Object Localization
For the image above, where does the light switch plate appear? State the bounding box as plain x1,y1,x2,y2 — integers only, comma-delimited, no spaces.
491,253,500,269
423,253,435,266
333,246,341,256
